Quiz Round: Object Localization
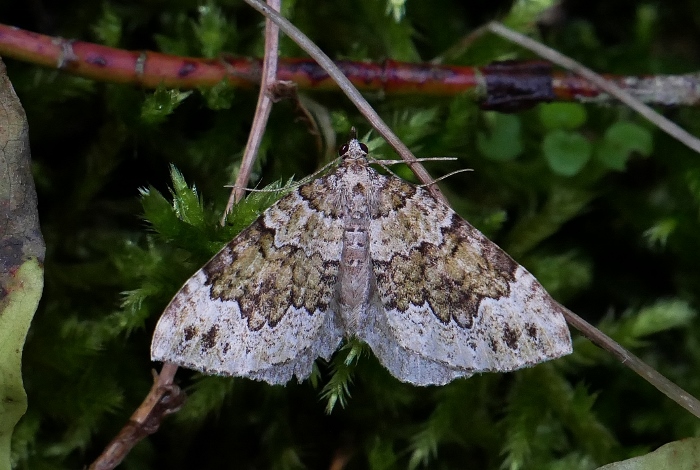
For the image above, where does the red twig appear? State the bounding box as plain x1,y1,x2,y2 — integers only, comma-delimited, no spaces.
2,23,700,107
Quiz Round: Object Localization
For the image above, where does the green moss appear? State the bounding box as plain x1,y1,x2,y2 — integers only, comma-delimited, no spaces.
4,0,700,468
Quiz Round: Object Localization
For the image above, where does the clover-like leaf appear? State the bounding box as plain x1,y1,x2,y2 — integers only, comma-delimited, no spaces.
543,130,592,176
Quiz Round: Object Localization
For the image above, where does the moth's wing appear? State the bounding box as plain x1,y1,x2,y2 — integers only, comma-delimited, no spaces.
151,177,346,384
366,175,572,384
355,298,470,386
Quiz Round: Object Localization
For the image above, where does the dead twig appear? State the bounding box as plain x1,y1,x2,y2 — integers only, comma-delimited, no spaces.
221,0,282,223
88,362,183,470
561,306,700,419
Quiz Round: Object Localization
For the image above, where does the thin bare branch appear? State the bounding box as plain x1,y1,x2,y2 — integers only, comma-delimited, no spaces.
88,362,183,470
561,306,700,418
221,0,282,224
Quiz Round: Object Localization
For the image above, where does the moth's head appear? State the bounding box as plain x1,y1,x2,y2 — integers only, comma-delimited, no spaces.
338,130,369,163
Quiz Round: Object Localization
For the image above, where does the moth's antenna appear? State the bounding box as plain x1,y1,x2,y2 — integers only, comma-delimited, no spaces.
416,169,473,188
368,156,470,187
377,157,458,165
225,158,342,194
371,159,404,180
349,126,357,140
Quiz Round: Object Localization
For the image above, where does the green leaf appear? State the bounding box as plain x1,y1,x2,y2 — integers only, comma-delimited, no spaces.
193,1,231,58
140,165,282,260
389,107,440,149
595,121,653,170
140,168,217,257
526,251,592,302
358,0,419,61
408,411,444,470
596,438,700,470
543,130,591,176
320,341,366,414
505,185,595,258
140,86,192,126
0,259,43,470
153,12,191,56
140,186,181,237
92,4,122,47
607,121,653,155
477,112,523,161
503,0,559,32
199,79,235,110
642,217,677,248
224,178,292,234
385,0,407,22
629,299,695,338
0,79,44,470
539,103,587,130
174,376,235,423
634,4,658,46
368,437,398,470
596,299,696,351
685,168,700,207
169,165,205,228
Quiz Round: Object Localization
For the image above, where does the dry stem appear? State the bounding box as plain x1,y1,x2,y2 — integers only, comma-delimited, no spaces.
88,363,182,470
221,0,282,222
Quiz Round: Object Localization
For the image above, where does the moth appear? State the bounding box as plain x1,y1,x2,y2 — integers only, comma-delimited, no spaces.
151,134,572,385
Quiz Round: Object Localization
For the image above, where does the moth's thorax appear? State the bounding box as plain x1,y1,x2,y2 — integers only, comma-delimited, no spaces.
337,146,374,223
